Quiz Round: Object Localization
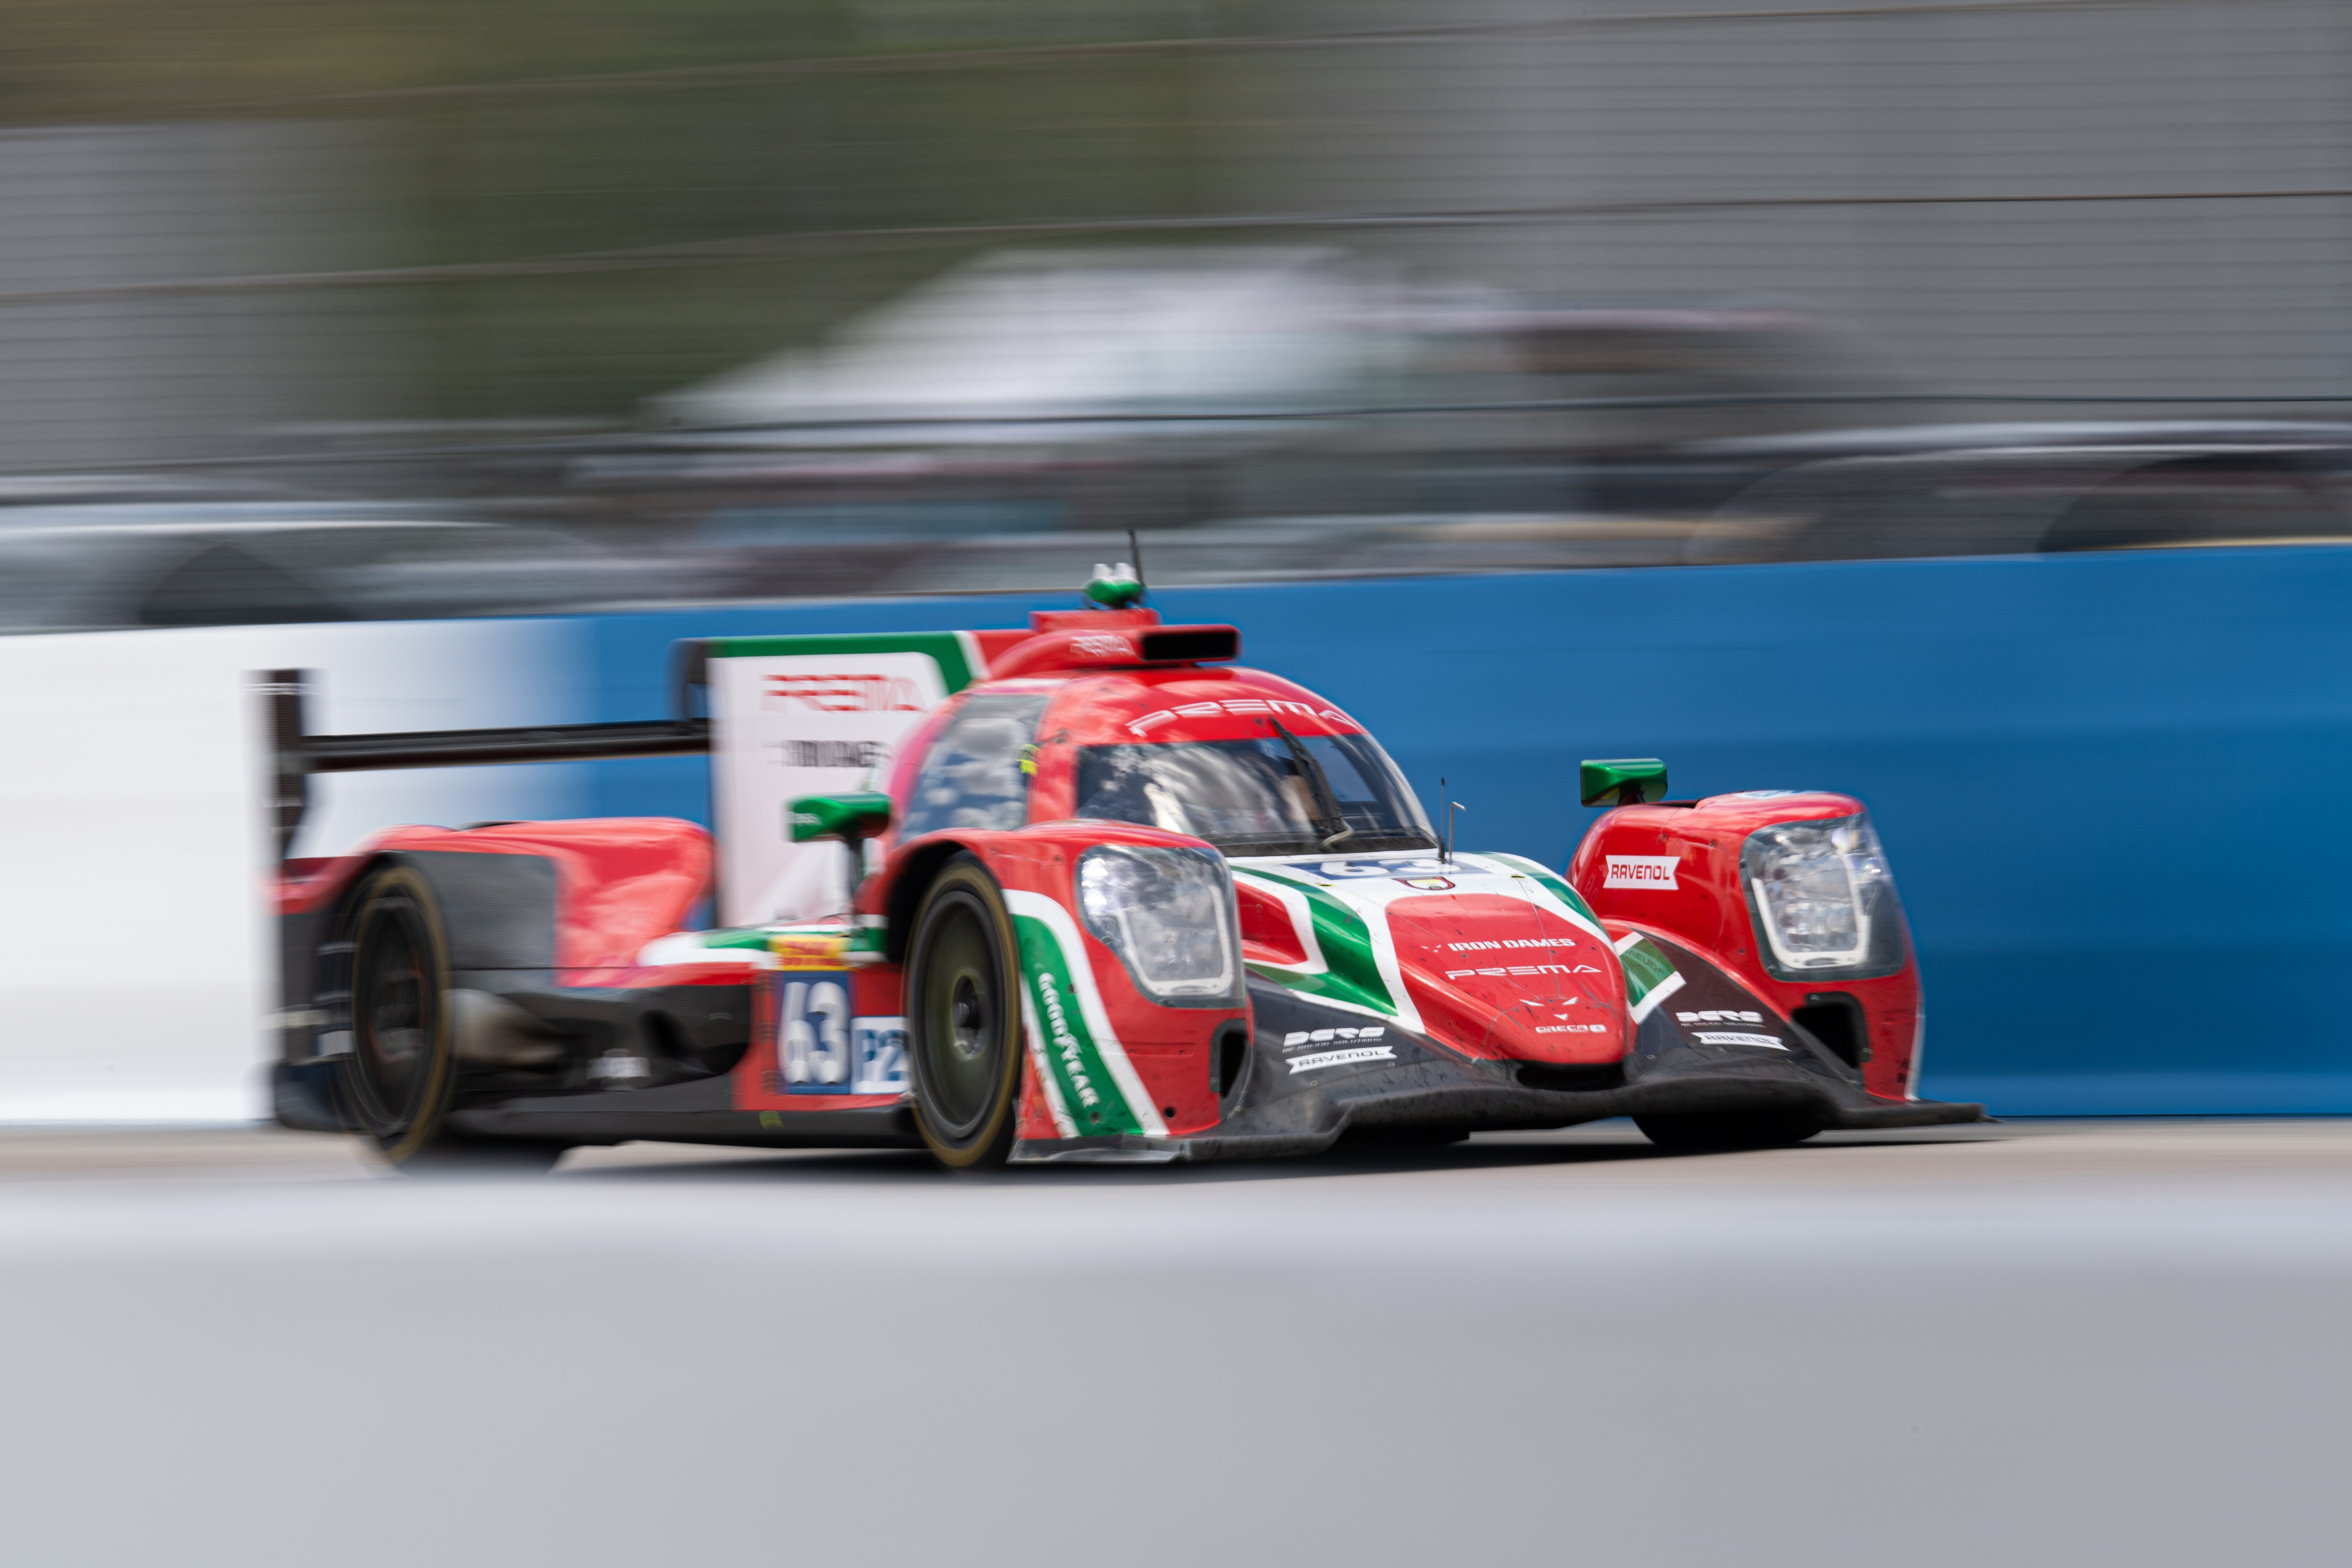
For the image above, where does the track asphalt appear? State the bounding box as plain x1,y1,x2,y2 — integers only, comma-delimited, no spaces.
2,1119,2346,1566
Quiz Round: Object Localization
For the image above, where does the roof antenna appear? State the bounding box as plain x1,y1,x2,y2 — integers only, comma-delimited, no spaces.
1128,528,1147,606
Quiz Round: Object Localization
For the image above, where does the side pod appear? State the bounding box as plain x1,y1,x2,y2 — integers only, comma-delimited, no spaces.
1571,790,1928,1101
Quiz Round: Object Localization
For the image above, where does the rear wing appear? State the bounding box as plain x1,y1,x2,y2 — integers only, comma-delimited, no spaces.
256,659,711,866
256,630,984,925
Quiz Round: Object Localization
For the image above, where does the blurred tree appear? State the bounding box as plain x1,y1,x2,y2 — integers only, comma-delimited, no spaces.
0,0,1224,419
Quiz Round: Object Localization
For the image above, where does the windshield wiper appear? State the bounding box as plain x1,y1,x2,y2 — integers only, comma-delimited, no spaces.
1270,720,1354,851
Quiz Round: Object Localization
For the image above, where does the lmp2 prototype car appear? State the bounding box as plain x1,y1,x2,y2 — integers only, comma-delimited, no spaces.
261,573,1981,1170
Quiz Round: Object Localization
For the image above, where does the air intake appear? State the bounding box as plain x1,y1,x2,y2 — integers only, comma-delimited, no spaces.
1141,627,1239,663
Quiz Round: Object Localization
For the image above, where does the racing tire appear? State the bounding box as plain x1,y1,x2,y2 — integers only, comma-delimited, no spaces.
1635,1112,1823,1152
338,865,460,1166
906,854,1023,1171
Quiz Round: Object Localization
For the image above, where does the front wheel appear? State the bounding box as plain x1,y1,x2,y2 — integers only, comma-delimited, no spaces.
906,855,1024,1171
1635,1113,1822,1152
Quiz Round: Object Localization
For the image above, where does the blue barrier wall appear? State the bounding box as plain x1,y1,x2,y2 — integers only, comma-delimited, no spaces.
559,546,2352,1116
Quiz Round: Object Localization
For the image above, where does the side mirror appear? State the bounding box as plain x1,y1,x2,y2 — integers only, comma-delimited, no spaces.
1579,758,1668,808
788,791,893,844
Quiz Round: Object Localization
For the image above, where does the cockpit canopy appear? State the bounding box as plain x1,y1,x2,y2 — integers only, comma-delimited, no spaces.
894,664,1438,858
1074,731,1434,856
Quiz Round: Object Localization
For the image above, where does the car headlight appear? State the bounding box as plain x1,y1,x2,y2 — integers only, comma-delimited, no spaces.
1077,844,1241,1006
1740,812,1907,980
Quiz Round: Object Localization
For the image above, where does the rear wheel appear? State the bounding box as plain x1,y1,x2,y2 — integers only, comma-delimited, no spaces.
337,864,564,1174
906,855,1023,1171
1635,1113,1822,1152
340,866,457,1165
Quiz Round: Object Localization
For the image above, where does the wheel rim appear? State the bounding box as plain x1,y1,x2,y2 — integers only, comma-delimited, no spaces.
360,914,424,1094
916,896,1004,1142
349,891,440,1136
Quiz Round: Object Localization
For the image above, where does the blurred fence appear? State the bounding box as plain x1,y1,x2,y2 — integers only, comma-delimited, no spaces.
5,0,2351,475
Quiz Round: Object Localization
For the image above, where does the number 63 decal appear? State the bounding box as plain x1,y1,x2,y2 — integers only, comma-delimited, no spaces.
782,979,851,1086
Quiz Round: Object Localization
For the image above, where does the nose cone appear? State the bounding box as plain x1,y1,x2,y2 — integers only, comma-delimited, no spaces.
1387,892,1630,1064
1231,851,1630,1066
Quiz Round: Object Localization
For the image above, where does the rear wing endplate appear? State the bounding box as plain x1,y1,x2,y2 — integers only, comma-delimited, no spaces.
255,659,712,863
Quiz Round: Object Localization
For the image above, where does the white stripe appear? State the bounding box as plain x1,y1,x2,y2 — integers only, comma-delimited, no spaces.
1230,865,1392,1023
1018,988,1079,1138
1612,932,1643,956
1628,968,1685,1024
1908,1006,1926,1101
951,630,986,688
1003,889,1168,1139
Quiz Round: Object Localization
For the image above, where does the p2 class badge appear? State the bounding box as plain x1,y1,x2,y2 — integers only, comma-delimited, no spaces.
850,1016,910,1095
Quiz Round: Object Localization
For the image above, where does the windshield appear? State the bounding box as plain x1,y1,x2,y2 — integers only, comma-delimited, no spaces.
1075,731,1436,855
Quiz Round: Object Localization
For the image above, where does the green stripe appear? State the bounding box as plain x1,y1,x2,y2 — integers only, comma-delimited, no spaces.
1013,914,1148,1135
1233,866,1399,1018
1619,937,1676,1004
694,927,784,952
702,631,978,692
1481,851,1603,928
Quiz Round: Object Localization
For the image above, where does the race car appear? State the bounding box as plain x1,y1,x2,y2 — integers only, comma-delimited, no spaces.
261,570,1982,1170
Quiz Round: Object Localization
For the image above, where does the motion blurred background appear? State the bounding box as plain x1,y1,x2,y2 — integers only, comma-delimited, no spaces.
6,0,2352,622
9,0,2352,1121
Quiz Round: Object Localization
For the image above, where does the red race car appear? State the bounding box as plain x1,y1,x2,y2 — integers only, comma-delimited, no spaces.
262,571,1981,1170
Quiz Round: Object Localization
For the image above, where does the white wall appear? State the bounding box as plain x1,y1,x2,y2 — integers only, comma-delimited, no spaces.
0,618,581,1121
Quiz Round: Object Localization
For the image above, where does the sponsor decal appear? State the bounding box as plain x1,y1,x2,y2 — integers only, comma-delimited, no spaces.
1397,876,1454,890
1603,855,1680,890
763,672,926,713
1281,1026,1387,1049
1004,890,1168,1139
1127,698,1357,737
776,738,890,769
587,1051,651,1082
1288,1044,1397,1074
1444,963,1602,980
1033,969,1101,1110
769,933,850,971
1677,1010,1764,1025
1070,634,1134,658
1693,1030,1787,1051
1536,1023,1609,1035
1443,938,1579,953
